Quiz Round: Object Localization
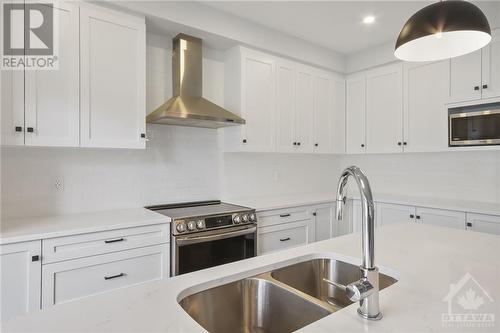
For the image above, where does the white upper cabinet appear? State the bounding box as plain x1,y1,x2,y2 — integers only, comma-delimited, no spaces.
346,74,366,154
224,47,341,154
276,60,296,153
24,2,79,147
1,241,41,322
481,30,500,100
225,48,276,152
365,64,403,153
295,66,314,152
80,5,146,149
449,29,500,103
403,60,450,152
330,77,346,154
449,50,482,103
1,70,24,146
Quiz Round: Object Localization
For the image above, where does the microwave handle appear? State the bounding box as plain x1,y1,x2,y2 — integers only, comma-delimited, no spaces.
176,226,257,246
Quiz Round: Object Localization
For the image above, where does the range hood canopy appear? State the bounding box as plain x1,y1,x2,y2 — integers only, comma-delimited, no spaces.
146,34,245,129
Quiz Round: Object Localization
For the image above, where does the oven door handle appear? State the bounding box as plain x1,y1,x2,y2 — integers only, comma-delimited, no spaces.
176,226,257,246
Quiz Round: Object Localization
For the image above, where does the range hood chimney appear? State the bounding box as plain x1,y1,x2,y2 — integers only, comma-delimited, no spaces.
146,34,245,128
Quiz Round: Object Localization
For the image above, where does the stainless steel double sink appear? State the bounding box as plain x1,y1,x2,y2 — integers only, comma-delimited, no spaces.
180,258,397,333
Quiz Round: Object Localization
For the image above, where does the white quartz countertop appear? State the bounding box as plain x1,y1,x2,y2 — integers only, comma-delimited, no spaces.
0,208,170,245
225,192,500,216
225,192,337,211
3,223,499,332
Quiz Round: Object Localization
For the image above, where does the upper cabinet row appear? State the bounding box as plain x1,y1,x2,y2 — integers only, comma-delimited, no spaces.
223,47,346,154
1,2,146,149
346,29,500,154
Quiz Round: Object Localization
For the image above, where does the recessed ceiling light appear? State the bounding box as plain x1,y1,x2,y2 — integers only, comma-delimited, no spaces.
363,16,375,24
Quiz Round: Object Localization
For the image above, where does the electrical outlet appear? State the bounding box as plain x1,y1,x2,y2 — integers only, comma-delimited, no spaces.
54,178,64,192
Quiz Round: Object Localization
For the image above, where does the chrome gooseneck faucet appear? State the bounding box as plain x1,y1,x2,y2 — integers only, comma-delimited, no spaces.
323,166,382,320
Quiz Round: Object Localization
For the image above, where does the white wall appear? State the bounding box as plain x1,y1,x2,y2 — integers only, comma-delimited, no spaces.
220,153,341,200
339,151,500,204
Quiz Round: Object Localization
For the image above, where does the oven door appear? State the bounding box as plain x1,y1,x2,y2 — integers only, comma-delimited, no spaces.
172,225,256,276
449,109,500,146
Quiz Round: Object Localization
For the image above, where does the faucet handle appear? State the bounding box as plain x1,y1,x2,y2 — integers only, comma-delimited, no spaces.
323,277,374,303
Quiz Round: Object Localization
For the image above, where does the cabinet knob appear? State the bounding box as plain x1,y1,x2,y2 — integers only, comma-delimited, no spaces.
242,139,247,144
140,133,146,138
15,126,23,132
27,127,34,133
416,215,421,220
293,142,297,146
403,142,407,146
482,84,488,89
410,214,414,219
297,142,301,146
361,144,365,148
314,143,319,147
398,142,402,146
474,86,480,91
313,212,317,216
31,255,40,262
466,222,473,227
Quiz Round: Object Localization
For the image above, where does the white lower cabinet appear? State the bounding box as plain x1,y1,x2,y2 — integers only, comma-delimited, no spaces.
310,204,333,242
257,219,314,255
42,244,169,307
416,207,466,230
0,241,42,322
377,203,416,226
466,213,500,235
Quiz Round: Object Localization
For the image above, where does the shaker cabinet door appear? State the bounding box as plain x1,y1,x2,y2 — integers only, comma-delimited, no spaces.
365,64,403,154
0,241,42,321
449,50,482,103
1,69,24,146
295,67,314,152
241,52,276,152
481,30,500,100
313,74,333,153
80,5,146,149
24,2,79,147
275,60,296,152
403,60,449,152
346,75,366,154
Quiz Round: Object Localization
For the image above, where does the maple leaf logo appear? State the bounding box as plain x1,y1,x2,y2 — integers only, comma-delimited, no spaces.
457,289,484,310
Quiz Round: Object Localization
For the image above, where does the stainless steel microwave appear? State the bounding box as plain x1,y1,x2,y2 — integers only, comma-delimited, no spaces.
448,102,500,147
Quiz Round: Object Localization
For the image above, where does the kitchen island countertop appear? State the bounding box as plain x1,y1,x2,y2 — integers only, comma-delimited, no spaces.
2,223,499,332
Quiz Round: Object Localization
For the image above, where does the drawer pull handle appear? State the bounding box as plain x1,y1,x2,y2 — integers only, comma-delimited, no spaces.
104,238,124,244
280,237,291,242
279,213,291,218
104,273,125,280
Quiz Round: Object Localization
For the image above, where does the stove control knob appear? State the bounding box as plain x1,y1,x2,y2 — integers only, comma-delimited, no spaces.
176,222,187,233
196,220,205,229
233,215,241,224
187,220,196,231
249,213,256,222
242,213,249,223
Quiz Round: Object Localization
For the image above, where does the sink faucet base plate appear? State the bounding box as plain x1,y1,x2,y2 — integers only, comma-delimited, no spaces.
357,308,383,320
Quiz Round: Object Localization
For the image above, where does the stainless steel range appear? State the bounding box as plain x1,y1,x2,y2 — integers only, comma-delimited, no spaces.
146,200,257,276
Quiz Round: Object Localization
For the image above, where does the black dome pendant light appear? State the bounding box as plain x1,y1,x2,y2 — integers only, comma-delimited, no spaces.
395,0,491,62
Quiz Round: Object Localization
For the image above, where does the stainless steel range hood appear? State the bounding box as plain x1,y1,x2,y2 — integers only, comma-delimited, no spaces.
146,34,245,129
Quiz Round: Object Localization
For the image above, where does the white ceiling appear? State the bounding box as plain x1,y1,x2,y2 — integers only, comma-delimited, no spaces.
201,1,500,55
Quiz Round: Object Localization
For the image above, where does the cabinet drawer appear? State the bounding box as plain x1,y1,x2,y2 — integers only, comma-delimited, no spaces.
42,244,169,307
258,220,312,255
257,207,310,227
466,213,500,235
42,224,169,264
